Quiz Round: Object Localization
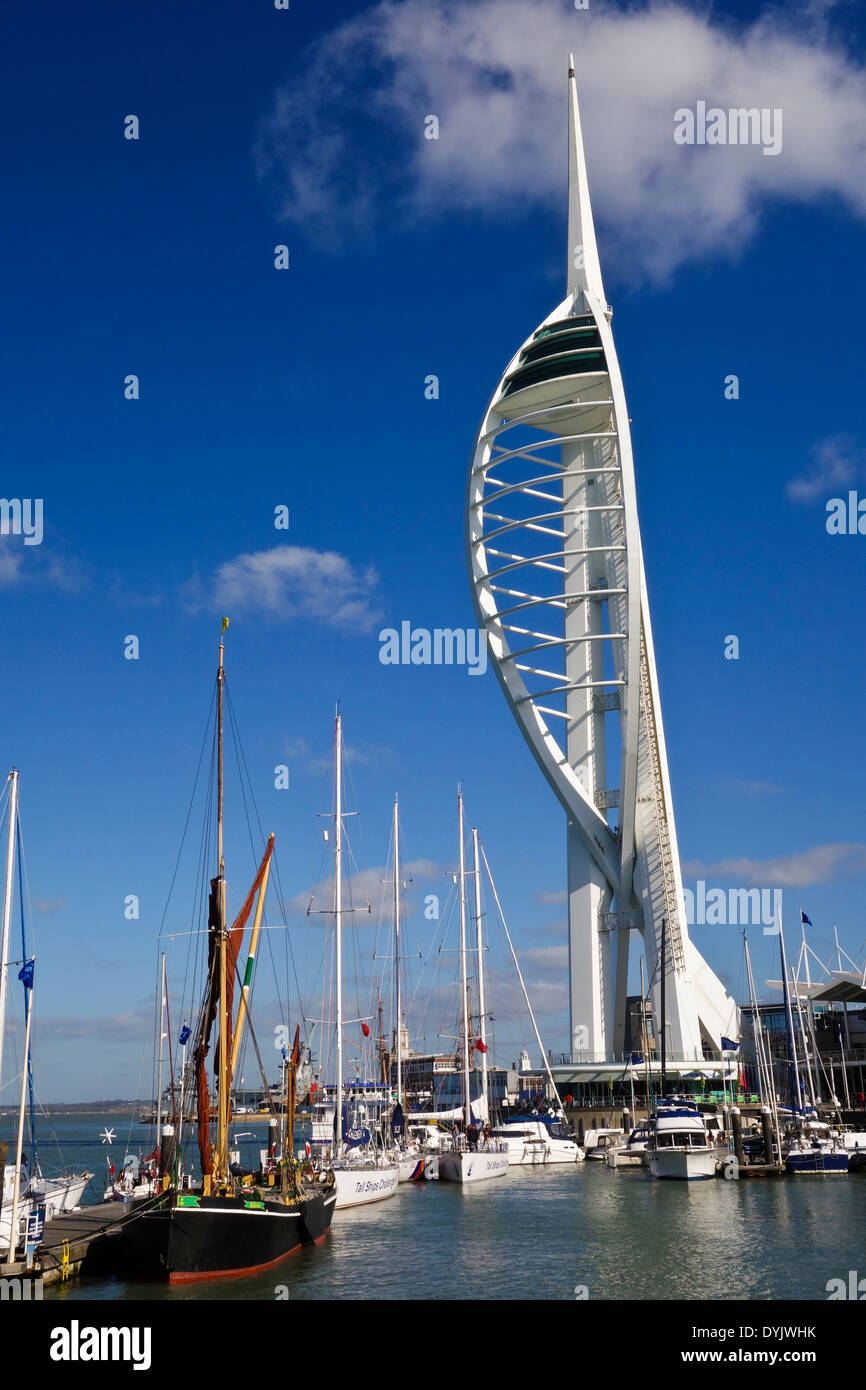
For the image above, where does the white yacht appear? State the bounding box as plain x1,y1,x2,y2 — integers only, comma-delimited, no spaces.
1,1159,91,1251
606,1121,651,1168
647,1099,716,1180
583,1127,624,1161
489,1110,583,1165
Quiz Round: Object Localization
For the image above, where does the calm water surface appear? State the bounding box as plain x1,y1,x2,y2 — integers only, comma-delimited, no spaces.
26,1115,866,1302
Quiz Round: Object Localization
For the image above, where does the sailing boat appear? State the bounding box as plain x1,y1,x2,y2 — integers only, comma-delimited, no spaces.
123,625,336,1282
438,791,509,1185
321,713,399,1210
0,769,92,1260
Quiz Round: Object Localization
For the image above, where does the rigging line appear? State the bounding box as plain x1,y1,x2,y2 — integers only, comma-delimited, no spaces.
223,679,304,1027
158,682,217,940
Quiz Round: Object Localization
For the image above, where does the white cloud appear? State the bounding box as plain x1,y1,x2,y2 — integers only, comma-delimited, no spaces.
537,889,567,905
787,435,866,502
0,537,85,592
183,546,382,631
682,842,866,887
520,944,569,971
255,0,866,283
287,857,446,920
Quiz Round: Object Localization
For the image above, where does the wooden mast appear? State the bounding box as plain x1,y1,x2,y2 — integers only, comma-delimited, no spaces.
216,618,229,1181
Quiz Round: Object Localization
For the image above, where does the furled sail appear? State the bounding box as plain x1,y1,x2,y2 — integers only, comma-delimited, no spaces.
194,837,275,1176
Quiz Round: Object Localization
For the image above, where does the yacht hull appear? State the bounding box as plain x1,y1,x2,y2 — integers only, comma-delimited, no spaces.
332,1164,399,1209
786,1149,849,1174
649,1149,716,1180
438,1150,509,1184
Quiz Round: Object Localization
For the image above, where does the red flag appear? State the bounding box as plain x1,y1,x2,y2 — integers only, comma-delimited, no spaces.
475,1038,488,1053
361,1022,370,1038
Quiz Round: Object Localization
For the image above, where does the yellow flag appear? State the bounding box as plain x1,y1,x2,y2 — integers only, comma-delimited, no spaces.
221,616,230,633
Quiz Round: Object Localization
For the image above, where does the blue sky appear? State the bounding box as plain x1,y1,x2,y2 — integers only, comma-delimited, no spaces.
2,0,866,1101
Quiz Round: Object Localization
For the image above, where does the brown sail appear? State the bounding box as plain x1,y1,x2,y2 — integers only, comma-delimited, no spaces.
195,837,275,1176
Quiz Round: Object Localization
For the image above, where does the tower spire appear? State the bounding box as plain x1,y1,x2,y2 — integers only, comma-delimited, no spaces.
567,55,606,304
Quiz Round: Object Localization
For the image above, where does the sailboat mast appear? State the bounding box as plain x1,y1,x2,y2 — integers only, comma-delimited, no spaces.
0,768,19,1094
479,840,565,1112
156,952,167,1151
394,795,402,1107
335,711,344,1159
5,957,33,1261
471,827,488,1116
659,917,667,1097
778,904,802,1125
457,790,471,1129
216,620,228,1178
639,955,651,1111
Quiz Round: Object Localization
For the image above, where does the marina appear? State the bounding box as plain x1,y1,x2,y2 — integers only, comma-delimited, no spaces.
2,7,866,1336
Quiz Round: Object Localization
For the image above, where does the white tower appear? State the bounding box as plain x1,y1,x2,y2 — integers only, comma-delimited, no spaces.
466,59,735,1064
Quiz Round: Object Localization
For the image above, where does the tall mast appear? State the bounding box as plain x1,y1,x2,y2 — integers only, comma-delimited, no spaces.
472,827,488,1117
6,956,34,1261
216,619,228,1178
778,904,802,1125
155,952,167,1151
457,790,471,1129
480,840,565,1113
659,917,667,1097
639,955,651,1110
335,710,344,1159
0,768,19,1094
393,795,402,1107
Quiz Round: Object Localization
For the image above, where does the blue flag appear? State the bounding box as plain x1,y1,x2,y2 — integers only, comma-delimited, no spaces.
721,1036,739,1053
18,959,34,990
178,1024,191,1047
630,1052,644,1065
801,911,812,926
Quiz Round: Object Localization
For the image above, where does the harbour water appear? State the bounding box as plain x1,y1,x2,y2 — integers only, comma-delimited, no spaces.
28,1116,866,1302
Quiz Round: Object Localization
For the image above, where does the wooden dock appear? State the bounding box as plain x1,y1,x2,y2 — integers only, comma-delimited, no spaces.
0,1199,150,1288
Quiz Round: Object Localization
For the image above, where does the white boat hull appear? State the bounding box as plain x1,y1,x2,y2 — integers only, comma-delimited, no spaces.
502,1139,583,1166
606,1149,646,1169
649,1148,716,1180
332,1164,399,1209
397,1151,439,1182
0,1171,92,1248
438,1150,509,1184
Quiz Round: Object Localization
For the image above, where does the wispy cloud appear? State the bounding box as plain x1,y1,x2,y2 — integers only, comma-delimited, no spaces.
38,1007,151,1042
0,537,86,593
182,546,382,631
787,435,866,502
282,734,397,777
537,890,566,906
256,0,866,283
725,779,783,797
33,896,65,914
520,944,568,971
682,842,866,888
287,858,447,920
